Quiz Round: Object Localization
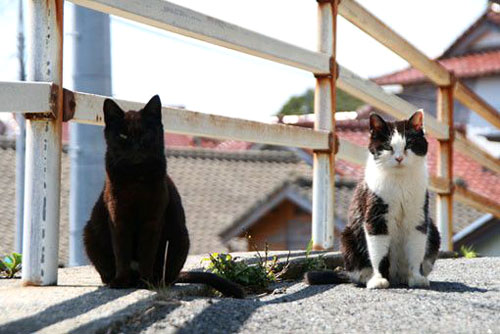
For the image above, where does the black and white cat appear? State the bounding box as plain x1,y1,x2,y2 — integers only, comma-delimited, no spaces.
306,111,440,289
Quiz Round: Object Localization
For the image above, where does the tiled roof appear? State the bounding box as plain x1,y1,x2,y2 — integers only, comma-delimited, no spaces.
373,50,500,85
0,144,311,261
166,149,311,254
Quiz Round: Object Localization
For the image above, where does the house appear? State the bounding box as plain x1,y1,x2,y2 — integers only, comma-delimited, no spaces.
374,3,500,157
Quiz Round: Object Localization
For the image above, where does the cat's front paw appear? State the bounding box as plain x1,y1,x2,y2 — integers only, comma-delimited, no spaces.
408,274,430,288
367,276,390,289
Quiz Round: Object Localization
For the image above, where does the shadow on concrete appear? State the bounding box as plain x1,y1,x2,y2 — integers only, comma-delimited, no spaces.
429,281,489,293
174,283,334,334
372,281,488,293
68,298,181,334
0,287,135,334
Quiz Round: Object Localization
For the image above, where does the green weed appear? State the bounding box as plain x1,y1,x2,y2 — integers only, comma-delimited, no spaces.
0,253,22,278
460,245,478,259
202,244,278,293
303,239,328,272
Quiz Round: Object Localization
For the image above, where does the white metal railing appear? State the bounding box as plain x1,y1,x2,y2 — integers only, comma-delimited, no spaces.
0,0,499,285
64,90,332,150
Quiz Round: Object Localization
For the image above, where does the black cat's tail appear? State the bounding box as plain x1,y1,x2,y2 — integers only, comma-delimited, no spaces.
304,270,350,285
177,271,245,299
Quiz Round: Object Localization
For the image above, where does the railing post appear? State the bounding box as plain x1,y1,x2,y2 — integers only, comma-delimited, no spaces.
22,0,64,286
312,0,338,250
436,82,455,251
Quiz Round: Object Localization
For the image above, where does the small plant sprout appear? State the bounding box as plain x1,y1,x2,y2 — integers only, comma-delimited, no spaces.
0,253,22,279
460,245,478,259
202,251,277,294
202,240,280,294
303,239,327,272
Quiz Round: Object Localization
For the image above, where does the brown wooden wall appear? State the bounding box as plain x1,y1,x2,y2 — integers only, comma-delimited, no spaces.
245,199,341,251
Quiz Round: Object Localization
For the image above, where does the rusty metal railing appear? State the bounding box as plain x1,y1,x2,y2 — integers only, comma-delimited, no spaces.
0,0,499,285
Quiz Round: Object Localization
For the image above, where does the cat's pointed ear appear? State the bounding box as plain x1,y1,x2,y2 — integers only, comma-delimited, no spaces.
103,98,124,125
142,95,162,122
369,113,388,133
409,110,424,132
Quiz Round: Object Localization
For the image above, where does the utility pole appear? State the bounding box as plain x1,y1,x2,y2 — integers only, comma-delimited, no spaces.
15,0,26,253
69,5,111,266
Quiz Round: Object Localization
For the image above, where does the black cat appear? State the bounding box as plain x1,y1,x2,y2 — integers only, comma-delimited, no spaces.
83,95,244,298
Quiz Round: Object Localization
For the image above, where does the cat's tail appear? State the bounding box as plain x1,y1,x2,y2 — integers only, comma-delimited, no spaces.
177,271,245,299
304,270,350,285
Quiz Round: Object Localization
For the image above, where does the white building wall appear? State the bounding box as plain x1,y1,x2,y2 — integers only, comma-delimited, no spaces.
467,76,500,157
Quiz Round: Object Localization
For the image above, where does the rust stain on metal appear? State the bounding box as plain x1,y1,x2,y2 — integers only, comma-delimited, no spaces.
333,61,339,79
22,280,42,287
50,83,59,118
25,84,59,120
312,244,326,251
333,133,339,154
24,112,54,120
62,88,75,122
314,72,333,80
313,132,335,154
54,0,64,32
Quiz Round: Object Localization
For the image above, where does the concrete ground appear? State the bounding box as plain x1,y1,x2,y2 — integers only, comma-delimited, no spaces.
1,254,499,334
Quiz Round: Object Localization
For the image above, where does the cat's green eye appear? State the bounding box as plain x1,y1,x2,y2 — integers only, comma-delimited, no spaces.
119,134,128,140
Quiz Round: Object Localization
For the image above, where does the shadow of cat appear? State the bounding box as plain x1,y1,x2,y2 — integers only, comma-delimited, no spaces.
379,280,488,293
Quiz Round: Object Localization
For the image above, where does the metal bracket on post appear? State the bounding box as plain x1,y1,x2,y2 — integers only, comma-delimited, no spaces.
24,84,59,120
62,88,76,122
436,73,456,252
314,58,339,80
313,132,339,155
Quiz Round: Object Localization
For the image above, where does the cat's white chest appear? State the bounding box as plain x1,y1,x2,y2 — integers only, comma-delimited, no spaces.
380,178,425,226
365,157,428,284
365,157,428,227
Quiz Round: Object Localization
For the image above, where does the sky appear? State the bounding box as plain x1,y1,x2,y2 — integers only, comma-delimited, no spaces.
0,0,489,123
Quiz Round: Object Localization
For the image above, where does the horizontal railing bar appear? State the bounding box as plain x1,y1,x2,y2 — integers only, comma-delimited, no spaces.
429,176,451,194
454,82,500,130
337,66,449,139
455,185,500,218
0,81,53,113
68,0,330,74
337,137,367,166
338,0,451,86
339,0,500,130
454,133,500,175
66,90,331,150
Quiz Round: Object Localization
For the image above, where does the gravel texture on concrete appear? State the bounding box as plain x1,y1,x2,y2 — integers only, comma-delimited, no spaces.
115,257,500,334
1,256,499,334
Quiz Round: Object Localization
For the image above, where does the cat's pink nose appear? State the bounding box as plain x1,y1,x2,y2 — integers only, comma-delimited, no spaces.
395,156,404,163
